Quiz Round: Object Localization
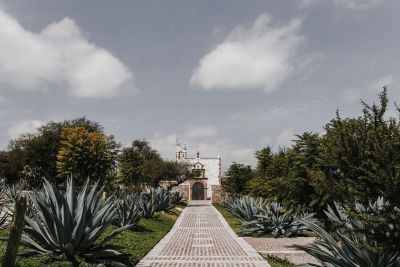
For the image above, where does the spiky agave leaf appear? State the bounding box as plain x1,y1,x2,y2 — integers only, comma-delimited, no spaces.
20,177,133,264
117,192,142,228
153,187,174,212
6,179,27,202
241,202,316,238
170,191,184,205
0,180,9,229
224,196,264,222
139,192,156,219
297,220,400,267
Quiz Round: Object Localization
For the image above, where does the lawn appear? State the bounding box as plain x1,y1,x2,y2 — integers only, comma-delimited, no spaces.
0,208,181,266
213,203,294,267
213,203,241,234
265,256,294,267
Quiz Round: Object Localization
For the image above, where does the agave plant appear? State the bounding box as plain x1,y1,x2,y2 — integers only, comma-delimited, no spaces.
5,179,27,202
139,193,156,219
298,220,400,267
241,202,316,237
0,181,9,229
224,196,264,222
325,199,399,250
170,191,184,205
153,187,174,212
117,192,142,228
20,177,132,264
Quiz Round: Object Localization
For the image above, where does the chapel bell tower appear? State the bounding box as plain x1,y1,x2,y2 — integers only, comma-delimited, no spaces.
176,138,187,162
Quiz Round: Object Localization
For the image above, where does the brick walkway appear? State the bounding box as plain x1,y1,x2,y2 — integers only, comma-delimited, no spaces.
137,201,270,267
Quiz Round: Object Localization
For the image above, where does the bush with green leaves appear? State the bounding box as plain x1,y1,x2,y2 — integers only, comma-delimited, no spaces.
321,198,399,253
298,219,400,267
20,177,132,265
241,202,316,238
117,192,142,228
224,195,265,222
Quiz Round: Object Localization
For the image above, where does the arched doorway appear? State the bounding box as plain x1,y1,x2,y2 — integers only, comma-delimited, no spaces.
192,182,204,200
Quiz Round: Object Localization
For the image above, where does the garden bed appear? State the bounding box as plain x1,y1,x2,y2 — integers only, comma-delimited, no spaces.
213,203,320,266
0,208,182,266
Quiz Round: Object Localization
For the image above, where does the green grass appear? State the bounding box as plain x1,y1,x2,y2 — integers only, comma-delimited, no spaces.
0,208,181,266
213,203,242,234
265,256,294,267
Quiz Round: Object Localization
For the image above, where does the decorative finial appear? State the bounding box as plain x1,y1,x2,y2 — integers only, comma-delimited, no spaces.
197,151,200,158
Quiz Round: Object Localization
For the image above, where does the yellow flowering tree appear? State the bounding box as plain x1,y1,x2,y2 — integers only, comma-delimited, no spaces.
56,127,120,184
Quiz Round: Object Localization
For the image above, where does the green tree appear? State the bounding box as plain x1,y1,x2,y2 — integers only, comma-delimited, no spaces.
222,163,253,195
268,132,327,214
254,147,273,179
247,149,289,199
0,117,103,187
118,139,189,188
316,88,400,250
118,146,142,187
56,127,120,184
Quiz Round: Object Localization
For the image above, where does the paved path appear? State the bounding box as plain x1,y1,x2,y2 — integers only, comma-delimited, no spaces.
137,201,270,267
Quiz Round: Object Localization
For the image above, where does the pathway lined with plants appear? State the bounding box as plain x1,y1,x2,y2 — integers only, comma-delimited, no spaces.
137,200,270,267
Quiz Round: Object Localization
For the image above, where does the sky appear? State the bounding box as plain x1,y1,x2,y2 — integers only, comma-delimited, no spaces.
0,0,399,169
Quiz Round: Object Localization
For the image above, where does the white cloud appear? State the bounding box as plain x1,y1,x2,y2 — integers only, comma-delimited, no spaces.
0,8,133,98
300,0,383,9
190,14,303,92
333,0,383,9
7,120,43,138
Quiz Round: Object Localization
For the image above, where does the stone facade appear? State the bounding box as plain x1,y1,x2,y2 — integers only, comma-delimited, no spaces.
173,139,223,202
211,185,224,203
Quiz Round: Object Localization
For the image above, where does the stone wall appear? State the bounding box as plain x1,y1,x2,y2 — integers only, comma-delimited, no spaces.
211,185,224,203
171,181,225,203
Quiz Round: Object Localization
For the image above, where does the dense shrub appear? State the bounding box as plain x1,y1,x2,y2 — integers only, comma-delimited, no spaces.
223,89,400,250
299,206,400,267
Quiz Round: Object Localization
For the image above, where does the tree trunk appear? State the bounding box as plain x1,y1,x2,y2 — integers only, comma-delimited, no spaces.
2,196,27,267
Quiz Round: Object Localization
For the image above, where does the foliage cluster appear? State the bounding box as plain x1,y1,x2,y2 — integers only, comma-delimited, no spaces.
298,201,400,267
0,210,178,266
222,89,400,254
223,196,316,238
0,118,189,189
118,140,189,188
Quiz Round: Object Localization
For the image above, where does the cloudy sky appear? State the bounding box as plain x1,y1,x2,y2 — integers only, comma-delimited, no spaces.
0,0,399,168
